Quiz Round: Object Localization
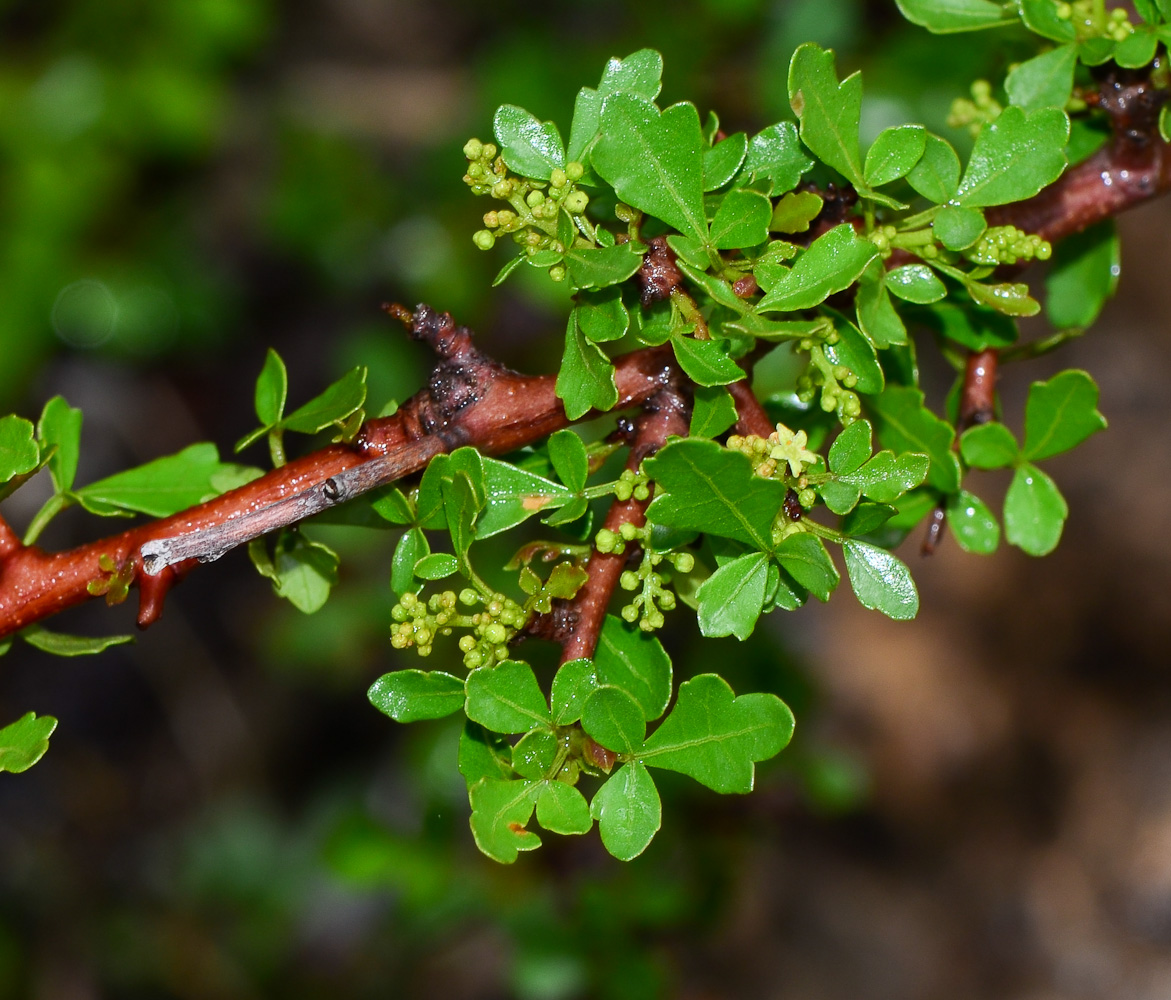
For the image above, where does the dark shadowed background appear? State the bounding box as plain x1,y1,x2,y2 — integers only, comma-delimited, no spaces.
2,0,1170,997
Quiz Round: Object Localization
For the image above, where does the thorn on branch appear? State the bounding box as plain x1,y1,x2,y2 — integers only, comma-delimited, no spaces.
136,561,186,629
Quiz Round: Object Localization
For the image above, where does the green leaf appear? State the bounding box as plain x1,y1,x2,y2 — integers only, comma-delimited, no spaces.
703,132,748,191
1005,43,1077,111
867,386,961,492
933,206,986,250
769,190,824,234
512,729,560,779
0,712,57,773
842,501,897,536
0,415,39,484
593,614,672,721
743,122,812,195
557,314,618,420
842,540,919,619
459,721,513,785
564,242,643,289
477,458,573,539
19,626,133,657
38,396,82,493
640,673,795,792
547,429,589,492
829,418,873,475
75,442,230,517
566,49,664,165
894,0,1014,32
536,781,593,835
1004,462,1067,555
864,125,926,187
960,422,1019,468
267,531,339,613
582,686,646,754
695,551,769,639
413,552,459,580
1114,26,1159,68
469,778,542,863
368,670,465,722
391,527,428,596
1045,220,1119,329
906,132,961,202
787,43,864,188
946,490,1000,554
966,280,1040,317
1077,37,1117,66
591,762,661,860
1019,0,1077,41
1022,369,1106,461
371,487,414,525
254,348,288,427
493,105,565,180
708,189,772,249
551,658,598,726
776,532,839,601
855,268,907,348
465,660,551,733
690,385,738,438
917,299,1018,351
955,105,1069,208
575,289,629,343
886,264,947,304
823,316,884,394
756,224,878,313
644,438,787,551
671,334,744,387
840,450,930,503
282,366,367,435
592,94,706,240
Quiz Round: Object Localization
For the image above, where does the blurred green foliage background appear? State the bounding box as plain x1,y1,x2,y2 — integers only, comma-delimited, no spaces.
4,1,1171,998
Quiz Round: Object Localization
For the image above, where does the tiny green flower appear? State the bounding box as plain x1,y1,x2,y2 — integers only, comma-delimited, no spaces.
767,423,818,478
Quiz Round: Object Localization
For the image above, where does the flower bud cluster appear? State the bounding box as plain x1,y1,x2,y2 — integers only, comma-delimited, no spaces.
794,341,861,423
728,422,820,480
613,468,650,503
595,521,693,632
963,226,1052,266
947,80,1002,138
390,587,525,669
1056,0,1134,40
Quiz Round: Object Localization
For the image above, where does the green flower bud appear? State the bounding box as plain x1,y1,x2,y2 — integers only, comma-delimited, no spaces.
673,552,695,573
595,528,617,553
798,488,816,509
620,570,639,590
463,138,484,160
619,522,638,541
621,604,639,623
473,229,495,251
564,191,589,214
566,161,584,181
526,190,545,208
458,635,476,653
482,143,497,159
550,168,567,189
491,179,513,199
483,622,507,645
459,588,479,606
549,265,566,282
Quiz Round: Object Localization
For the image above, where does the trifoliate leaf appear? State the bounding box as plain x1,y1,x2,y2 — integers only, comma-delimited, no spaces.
787,43,864,188
368,670,465,722
842,540,919,619
38,396,82,494
960,422,1019,468
1045,221,1119,329
494,105,566,180
867,386,961,492
946,489,1000,554
640,673,795,792
906,132,961,203
19,626,133,657
776,532,839,601
955,105,1069,208
644,438,787,551
743,121,812,195
465,660,551,734
592,94,707,241
1006,43,1078,111
894,0,1015,32
1022,369,1106,461
593,614,672,721
591,762,661,860
1004,462,1068,555
0,712,57,773
863,124,926,187
556,314,618,420
469,778,542,863
756,224,878,313
695,551,769,639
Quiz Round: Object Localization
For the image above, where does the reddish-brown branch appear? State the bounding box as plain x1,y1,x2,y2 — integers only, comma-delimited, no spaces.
559,385,690,663
0,514,19,560
0,306,675,639
728,379,774,438
958,348,998,431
